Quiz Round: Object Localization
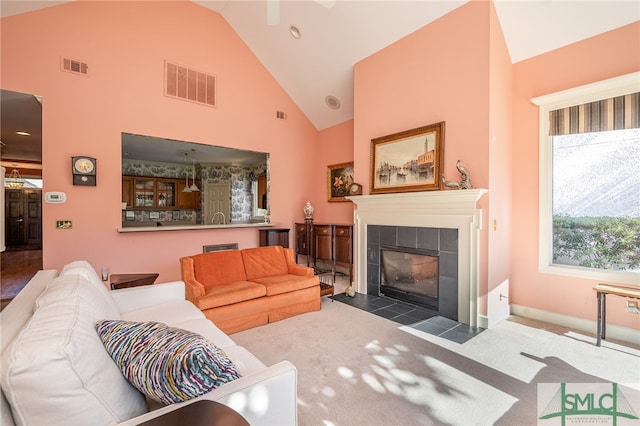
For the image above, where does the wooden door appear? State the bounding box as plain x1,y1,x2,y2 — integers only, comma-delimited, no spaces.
204,183,230,224
4,189,42,248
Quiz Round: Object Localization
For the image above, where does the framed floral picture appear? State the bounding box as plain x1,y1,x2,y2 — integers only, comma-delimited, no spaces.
327,162,354,202
370,121,445,194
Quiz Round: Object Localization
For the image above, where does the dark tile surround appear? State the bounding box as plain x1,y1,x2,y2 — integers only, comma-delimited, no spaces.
367,225,459,321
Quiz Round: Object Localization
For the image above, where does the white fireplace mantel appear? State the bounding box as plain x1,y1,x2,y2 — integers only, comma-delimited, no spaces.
347,188,487,327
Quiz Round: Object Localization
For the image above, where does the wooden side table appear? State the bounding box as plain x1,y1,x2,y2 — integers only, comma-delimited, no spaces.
109,273,159,290
139,400,249,426
258,227,290,248
318,272,334,301
594,283,640,346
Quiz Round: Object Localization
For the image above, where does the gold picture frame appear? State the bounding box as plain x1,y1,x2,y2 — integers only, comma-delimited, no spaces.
370,121,445,194
327,162,354,202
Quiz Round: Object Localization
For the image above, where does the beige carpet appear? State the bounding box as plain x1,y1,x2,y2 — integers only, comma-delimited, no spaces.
232,290,640,426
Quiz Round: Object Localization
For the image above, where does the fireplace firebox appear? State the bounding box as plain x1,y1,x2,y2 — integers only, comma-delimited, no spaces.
380,246,439,310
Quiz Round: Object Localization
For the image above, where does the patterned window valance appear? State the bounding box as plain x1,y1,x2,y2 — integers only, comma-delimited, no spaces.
549,92,639,135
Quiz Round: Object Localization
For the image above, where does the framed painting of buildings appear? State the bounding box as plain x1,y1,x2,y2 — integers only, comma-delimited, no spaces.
370,121,445,194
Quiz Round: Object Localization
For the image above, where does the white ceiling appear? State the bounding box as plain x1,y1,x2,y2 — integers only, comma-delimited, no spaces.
1,0,638,136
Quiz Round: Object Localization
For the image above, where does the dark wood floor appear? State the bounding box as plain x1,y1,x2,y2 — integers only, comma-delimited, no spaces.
1,248,43,304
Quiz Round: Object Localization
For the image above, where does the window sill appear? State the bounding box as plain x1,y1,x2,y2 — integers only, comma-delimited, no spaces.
540,264,639,286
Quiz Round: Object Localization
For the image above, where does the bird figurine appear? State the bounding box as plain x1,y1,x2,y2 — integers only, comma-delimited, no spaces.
442,160,472,189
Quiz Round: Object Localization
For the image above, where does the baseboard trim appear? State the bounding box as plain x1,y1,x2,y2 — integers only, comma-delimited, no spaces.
510,304,640,346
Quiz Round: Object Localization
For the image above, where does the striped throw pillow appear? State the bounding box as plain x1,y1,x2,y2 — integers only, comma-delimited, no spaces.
95,320,241,405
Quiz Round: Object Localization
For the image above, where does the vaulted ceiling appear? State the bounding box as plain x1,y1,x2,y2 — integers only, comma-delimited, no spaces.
1,0,638,165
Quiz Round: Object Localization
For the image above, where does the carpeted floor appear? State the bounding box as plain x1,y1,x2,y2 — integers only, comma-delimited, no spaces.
231,288,640,426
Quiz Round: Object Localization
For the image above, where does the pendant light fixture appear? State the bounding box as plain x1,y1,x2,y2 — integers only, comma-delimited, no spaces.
189,149,200,192
6,167,24,189
182,153,192,193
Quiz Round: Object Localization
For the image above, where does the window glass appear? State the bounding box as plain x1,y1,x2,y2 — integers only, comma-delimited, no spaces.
552,128,639,272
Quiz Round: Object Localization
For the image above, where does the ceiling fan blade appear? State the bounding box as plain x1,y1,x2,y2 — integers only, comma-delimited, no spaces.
314,0,335,9
267,0,279,26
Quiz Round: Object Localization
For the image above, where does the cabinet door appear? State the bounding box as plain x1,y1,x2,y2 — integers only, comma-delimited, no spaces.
122,177,133,208
313,225,332,261
156,180,176,208
177,181,200,209
134,179,155,207
295,223,309,256
333,225,352,264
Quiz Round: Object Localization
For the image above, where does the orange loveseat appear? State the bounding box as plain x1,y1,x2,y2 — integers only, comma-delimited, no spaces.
179,246,320,334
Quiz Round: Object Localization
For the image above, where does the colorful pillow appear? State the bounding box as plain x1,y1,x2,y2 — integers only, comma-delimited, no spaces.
95,320,241,405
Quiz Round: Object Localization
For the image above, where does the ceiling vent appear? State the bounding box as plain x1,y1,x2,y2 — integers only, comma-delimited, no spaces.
61,57,88,75
165,61,216,107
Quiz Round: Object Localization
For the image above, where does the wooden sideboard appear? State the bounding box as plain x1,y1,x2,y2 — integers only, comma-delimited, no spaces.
295,222,353,282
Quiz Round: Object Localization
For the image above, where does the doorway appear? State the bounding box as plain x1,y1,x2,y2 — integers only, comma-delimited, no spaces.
1,89,44,304
204,183,231,224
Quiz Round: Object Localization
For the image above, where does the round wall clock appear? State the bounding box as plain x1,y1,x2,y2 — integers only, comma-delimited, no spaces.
72,156,97,186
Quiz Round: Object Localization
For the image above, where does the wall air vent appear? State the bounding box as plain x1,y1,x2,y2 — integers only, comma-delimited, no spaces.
165,61,216,107
276,111,287,120
61,57,88,75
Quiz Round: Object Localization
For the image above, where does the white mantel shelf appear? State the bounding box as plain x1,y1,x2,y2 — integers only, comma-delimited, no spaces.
347,188,488,327
346,188,487,211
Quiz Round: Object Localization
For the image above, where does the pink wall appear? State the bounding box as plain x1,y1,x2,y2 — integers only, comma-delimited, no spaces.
486,2,513,304
511,21,640,328
312,120,355,224
2,1,638,330
1,1,319,282
354,2,494,314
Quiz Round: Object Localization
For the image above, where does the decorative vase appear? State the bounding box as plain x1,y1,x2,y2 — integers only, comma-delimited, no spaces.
303,201,314,220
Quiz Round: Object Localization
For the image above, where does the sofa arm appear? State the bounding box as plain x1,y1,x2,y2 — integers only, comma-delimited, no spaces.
284,248,314,277
179,256,206,302
111,281,186,314
118,361,297,426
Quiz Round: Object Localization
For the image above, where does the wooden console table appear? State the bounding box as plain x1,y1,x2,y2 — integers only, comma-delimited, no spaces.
295,221,353,283
594,283,640,346
258,227,289,248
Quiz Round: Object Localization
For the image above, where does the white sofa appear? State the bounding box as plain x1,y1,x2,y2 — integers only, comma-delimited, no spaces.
0,261,297,426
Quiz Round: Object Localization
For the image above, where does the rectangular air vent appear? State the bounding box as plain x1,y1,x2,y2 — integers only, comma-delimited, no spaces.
276,111,287,120
165,61,216,107
61,57,88,75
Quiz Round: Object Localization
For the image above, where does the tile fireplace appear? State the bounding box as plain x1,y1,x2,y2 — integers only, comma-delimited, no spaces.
348,189,487,327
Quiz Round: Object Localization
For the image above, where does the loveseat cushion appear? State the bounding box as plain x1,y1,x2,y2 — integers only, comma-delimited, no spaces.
96,320,242,405
242,246,289,280
192,250,248,288
250,274,319,296
197,281,267,310
0,274,146,426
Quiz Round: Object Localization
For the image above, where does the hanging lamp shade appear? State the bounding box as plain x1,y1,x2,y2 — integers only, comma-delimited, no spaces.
6,168,24,189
